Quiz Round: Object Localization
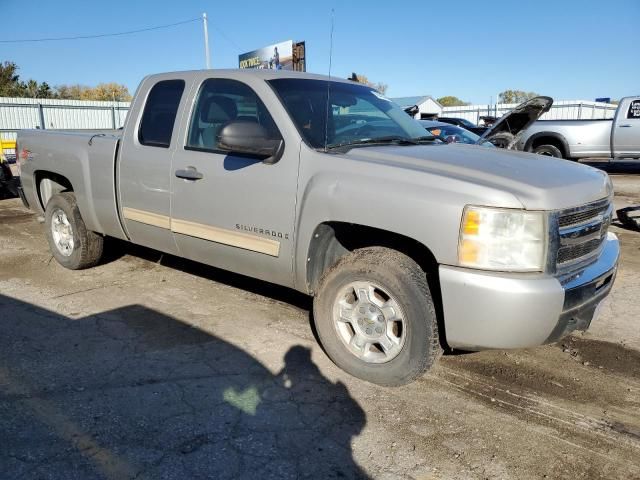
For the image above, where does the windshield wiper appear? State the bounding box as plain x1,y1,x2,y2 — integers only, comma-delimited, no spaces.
325,135,438,151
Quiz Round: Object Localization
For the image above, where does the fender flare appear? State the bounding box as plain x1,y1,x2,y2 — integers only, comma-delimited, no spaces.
523,131,570,158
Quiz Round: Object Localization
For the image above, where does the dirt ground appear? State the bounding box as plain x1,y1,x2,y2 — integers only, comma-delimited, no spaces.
1,163,639,479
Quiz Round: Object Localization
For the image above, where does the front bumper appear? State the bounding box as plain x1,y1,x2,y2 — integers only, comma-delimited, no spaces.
439,232,619,350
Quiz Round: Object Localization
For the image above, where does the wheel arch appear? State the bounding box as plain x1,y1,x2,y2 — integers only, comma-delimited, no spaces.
524,132,570,158
34,170,74,212
305,222,439,293
304,221,448,348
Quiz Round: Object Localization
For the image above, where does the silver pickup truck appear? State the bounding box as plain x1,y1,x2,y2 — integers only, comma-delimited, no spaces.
518,96,640,159
16,70,619,386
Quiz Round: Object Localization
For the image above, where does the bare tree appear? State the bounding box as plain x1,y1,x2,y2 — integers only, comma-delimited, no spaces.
350,73,388,95
437,96,469,107
498,90,540,104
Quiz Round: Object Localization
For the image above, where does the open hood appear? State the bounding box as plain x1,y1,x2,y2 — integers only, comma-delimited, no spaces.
477,96,553,149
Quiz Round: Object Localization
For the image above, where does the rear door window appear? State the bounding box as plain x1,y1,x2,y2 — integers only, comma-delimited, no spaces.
138,79,185,148
627,100,640,119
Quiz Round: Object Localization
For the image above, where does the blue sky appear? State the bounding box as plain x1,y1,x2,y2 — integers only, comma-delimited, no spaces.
2,0,638,103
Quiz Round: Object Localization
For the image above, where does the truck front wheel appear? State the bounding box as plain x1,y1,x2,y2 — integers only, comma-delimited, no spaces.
44,192,103,270
313,247,441,386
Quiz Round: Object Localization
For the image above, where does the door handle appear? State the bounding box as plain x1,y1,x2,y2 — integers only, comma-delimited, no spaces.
175,167,204,180
618,124,632,128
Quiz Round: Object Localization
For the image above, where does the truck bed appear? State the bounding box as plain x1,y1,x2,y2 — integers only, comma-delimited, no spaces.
522,119,613,159
17,129,127,240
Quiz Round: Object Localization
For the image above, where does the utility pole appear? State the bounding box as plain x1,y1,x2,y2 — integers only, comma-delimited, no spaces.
202,12,211,69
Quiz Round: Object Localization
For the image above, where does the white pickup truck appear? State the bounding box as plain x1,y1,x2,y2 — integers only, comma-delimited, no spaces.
518,96,640,160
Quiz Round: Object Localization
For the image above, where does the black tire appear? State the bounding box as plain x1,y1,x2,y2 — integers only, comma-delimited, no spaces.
533,144,563,158
0,162,17,199
44,192,103,270
313,247,440,386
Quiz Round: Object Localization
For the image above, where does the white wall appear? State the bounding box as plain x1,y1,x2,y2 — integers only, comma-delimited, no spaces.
441,100,617,124
415,98,442,117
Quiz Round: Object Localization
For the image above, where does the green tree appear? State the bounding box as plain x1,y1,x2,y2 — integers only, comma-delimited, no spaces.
25,79,39,98
437,96,469,107
2,60,131,100
0,61,54,98
0,61,22,97
498,90,540,104
37,82,53,99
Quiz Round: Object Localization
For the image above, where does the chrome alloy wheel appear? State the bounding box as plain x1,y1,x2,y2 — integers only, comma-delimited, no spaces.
332,281,406,363
51,208,74,257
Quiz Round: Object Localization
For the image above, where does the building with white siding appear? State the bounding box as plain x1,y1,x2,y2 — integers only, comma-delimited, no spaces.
389,96,443,119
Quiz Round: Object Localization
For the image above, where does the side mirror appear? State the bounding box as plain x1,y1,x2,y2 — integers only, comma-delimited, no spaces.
217,121,284,165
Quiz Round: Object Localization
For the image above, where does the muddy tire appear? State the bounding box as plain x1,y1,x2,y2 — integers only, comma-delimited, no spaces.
44,192,103,270
533,144,563,158
313,247,441,386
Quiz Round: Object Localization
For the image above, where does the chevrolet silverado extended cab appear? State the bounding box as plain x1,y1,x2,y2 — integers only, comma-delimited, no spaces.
518,96,640,159
16,70,619,385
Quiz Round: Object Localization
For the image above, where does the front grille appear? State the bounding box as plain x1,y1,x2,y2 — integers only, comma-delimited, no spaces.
558,207,607,228
555,198,612,271
557,238,602,264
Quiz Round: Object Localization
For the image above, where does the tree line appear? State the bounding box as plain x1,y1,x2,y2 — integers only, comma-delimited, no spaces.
0,61,132,101
348,74,538,105
3,61,545,106
436,90,541,107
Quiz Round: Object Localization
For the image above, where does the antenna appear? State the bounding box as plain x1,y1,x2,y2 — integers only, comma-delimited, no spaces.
323,9,335,152
203,13,211,69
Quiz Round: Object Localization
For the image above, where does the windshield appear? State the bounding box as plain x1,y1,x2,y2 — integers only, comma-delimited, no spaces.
269,78,432,149
439,117,476,129
457,118,477,129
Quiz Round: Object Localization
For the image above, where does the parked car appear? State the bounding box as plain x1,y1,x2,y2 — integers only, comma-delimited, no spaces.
17,69,619,386
436,117,487,135
422,96,553,150
419,120,493,146
517,96,640,159
478,96,553,149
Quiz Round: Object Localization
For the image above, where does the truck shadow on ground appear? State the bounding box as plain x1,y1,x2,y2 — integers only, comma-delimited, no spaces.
102,238,312,312
0,295,369,479
103,238,452,353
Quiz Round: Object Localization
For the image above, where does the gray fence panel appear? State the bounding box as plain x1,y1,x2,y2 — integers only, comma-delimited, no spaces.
0,97,131,141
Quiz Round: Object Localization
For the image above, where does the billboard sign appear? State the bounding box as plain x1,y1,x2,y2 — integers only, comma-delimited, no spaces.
239,40,294,70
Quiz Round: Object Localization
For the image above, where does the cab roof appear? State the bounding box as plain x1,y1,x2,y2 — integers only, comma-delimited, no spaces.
144,69,355,85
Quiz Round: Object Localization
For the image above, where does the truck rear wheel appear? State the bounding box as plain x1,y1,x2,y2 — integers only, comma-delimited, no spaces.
44,192,103,270
313,247,440,386
533,144,563,158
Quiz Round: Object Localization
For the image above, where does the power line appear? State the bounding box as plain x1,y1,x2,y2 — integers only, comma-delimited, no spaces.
0,17,201,43
208,24,244,52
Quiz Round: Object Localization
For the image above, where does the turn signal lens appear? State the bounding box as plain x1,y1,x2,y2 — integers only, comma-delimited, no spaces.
462,209,480,235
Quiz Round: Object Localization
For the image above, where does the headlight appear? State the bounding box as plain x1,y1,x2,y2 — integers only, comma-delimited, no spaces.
458,206,546,272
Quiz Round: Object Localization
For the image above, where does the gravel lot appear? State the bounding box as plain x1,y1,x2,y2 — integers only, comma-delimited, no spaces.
1,164,639,479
